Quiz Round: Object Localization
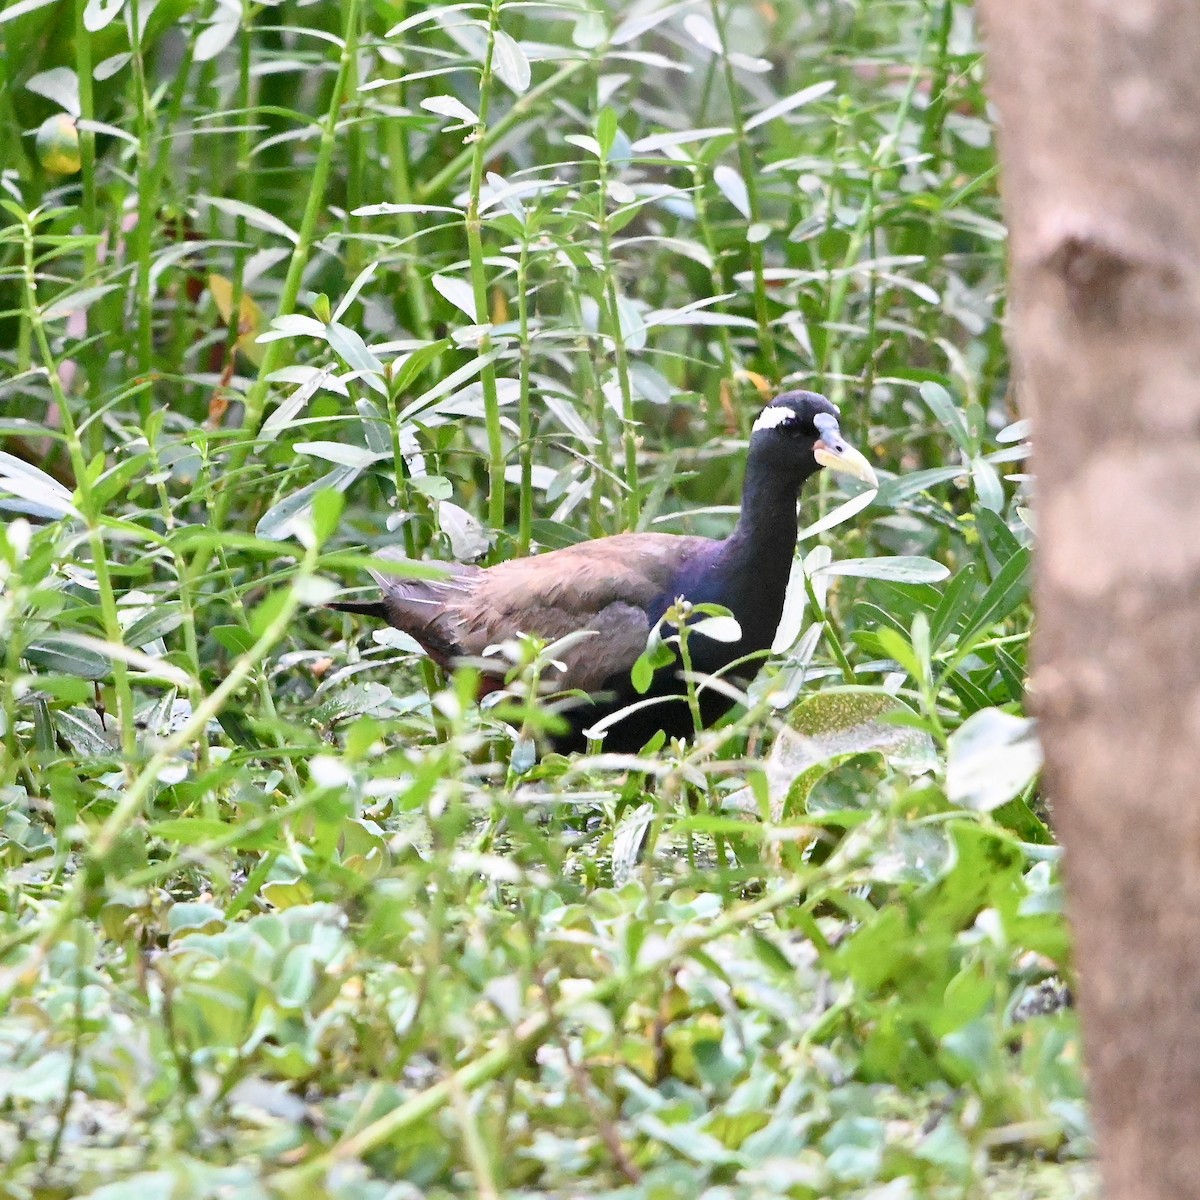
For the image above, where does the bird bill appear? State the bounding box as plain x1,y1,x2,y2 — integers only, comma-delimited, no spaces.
814,438,879,488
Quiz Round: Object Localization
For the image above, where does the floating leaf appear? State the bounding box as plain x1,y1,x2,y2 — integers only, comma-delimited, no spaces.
777,691,934,821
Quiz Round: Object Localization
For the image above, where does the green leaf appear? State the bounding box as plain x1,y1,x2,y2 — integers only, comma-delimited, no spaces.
389,339,452,394
150,818,232,845
492,30,531,93
212,625,255,656
25,637,111,680
970,455,1004,512
0,0,59,25
731,689,937,821
947,708,1042,812
929,563,977,651
294,442,387,470
975,506,1023,576
256,465,360,542
816,555,950,583
420,94,478,125
530,519,589,548
201,195,300,244
123,603,183,647
919,380,974,454
167,902,225,935
713,164,751,218
745,80,837,130
430,272,479,321
944,668,994,716
595,106,618,156
0,450,77,519
689,614,741,643
249,588,289,641
955,547,1031,653
630,636,675,695
82,0,124,33
311,488,345,546
875,627,925,682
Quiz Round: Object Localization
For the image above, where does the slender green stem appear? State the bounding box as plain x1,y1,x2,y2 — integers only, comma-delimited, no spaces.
218,0,362,523
43,929,85,1169
384,373,440,698
595,150,640,529
19,214,136,756
345,2,367,276
708,0,779,383
515,227,534,555
224,7,255,369
921,0,955,164
674,620,704,737
415,60,588,203
564,288,611,537
689,163,738,367
103,543,315,861
465,0,507,541
142,442,211,780
383,74,436,343
803,571,855,685
72,3,97,277
822,8,932,368
72,1,103,456
127,0,156,400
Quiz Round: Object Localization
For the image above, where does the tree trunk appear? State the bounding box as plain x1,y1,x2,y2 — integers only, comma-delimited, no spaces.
978,3,1200,1197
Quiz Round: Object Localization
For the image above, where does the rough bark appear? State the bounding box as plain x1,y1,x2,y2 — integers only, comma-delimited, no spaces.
978,3,1200,1197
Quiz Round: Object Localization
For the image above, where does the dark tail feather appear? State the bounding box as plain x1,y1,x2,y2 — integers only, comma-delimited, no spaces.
329,599,389,621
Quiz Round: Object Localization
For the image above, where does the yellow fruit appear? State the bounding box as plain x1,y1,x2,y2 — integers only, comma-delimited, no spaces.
36,114,82,175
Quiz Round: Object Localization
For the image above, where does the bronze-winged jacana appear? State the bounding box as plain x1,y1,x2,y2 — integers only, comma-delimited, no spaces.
332,391,877,753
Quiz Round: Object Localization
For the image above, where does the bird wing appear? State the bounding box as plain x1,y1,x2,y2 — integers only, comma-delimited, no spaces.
400,533,715,691
371,560,486,667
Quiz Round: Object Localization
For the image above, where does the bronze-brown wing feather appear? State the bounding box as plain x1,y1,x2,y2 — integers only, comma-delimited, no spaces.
371,533,714,691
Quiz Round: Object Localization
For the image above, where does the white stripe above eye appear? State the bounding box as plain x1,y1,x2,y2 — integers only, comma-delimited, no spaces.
752,406,799,433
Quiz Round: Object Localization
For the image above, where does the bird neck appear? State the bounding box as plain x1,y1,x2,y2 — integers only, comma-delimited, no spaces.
726,457,811,567
698,457,813,655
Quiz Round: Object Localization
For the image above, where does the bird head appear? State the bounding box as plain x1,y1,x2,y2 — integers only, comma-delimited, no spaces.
750,391,878,488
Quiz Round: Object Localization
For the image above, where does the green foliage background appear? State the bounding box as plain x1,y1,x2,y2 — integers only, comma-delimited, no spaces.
0,0,1090,1196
